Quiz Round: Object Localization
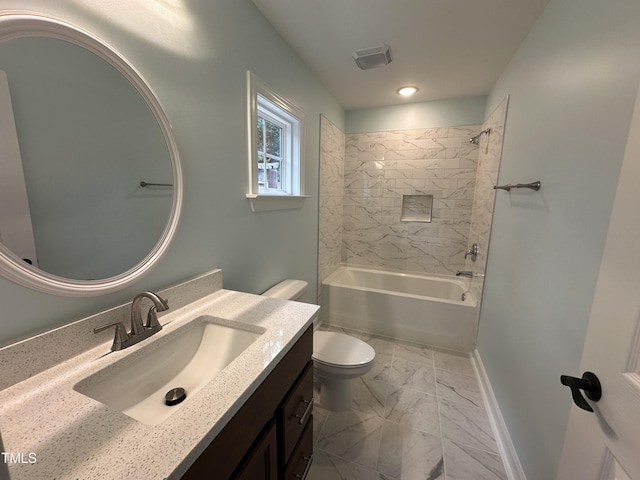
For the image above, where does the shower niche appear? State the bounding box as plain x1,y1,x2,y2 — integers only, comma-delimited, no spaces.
400,194,433,223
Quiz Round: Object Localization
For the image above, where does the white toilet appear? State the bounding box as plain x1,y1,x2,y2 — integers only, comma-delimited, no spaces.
262,279,376,411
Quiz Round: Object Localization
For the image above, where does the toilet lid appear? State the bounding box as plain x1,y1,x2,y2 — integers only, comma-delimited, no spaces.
313,331,375,367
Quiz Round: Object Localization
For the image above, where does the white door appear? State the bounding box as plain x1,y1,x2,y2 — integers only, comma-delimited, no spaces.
557,82,640,479
0,70,38,266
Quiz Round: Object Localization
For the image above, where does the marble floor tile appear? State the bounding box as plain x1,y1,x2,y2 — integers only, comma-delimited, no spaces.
393,340,434,365
351,378,388,416
313,407,329,446
384,385,440,436
377,421,444,480
443,440,507,480
433,351,474,376
309,327,508,479
307,449,384,480
438,398,498,453
364,352,392,383
435,368,483,408
389,358,436,395
316,409,384,468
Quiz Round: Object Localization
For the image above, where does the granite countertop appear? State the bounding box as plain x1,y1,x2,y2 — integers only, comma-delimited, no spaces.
0,286,318,480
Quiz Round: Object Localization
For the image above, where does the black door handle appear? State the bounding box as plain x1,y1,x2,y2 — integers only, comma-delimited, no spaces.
560,372,602,412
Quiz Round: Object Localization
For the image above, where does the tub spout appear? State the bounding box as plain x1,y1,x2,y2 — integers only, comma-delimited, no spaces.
456,271,473,278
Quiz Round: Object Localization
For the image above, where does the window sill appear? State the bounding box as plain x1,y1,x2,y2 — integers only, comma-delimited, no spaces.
246,194,311,212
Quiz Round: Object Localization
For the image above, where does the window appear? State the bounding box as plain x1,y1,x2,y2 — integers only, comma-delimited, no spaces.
257,98,287,192
246,71,308,211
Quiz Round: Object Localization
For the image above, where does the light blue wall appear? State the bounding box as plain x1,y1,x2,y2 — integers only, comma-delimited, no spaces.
478,0,640,478
0,0,344,346
345,96,486,133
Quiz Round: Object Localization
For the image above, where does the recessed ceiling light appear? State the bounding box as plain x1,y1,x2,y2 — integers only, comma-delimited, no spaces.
397,86,419,97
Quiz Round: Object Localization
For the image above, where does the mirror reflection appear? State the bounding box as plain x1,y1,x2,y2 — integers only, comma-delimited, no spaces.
0,37,173,280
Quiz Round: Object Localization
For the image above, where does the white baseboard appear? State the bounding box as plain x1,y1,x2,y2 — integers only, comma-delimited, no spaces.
470,349,527,480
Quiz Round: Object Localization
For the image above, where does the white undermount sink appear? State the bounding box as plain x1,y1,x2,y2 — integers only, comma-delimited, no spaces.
74,315,264,426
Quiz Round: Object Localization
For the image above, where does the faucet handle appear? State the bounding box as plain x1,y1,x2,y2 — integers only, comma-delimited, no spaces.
94,322,129,351
464,243,479,261
145,306,163,331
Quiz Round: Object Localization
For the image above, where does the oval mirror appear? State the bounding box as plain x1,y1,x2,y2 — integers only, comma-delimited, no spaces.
0,13,183,296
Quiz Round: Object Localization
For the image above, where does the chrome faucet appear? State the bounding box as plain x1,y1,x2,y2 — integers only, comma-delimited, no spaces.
94,291,169,351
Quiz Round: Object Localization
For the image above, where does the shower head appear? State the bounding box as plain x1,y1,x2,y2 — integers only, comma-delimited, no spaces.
469,128,491,145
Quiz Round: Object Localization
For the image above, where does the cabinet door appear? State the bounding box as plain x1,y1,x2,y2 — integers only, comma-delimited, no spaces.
233,421,278,480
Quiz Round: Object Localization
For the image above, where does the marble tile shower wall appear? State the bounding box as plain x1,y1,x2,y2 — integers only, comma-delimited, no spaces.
343,126,482,275
466,98,509,301
318,116,346,302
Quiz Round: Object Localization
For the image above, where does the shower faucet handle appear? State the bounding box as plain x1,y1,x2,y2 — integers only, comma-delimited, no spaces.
464,243,478,261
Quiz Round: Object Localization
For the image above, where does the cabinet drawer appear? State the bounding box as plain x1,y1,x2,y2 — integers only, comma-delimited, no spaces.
280,362,313,464
283,418,313,480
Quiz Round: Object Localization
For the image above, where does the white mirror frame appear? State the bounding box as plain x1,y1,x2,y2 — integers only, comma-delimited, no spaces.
0,12,183,296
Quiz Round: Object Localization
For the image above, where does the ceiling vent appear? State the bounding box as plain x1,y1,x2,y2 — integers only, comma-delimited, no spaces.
352,44,392,70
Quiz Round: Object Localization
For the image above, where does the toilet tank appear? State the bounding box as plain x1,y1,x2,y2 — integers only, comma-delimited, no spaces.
262,279,308,301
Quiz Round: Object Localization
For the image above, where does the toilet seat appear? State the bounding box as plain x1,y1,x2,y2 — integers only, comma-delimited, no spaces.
312,331,375,368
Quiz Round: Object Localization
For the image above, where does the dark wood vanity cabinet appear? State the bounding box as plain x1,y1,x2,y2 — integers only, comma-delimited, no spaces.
181,325,314,480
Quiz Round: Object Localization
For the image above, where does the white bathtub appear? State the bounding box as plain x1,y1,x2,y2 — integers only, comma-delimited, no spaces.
320,266,478,352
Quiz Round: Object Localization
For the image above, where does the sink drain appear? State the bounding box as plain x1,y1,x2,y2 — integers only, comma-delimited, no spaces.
165,387,187,406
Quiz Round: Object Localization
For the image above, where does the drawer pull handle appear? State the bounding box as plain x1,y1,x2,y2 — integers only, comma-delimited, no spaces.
295,454,313,480
295,397,313,425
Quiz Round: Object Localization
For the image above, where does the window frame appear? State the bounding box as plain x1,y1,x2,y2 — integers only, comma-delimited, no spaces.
246,71,308,211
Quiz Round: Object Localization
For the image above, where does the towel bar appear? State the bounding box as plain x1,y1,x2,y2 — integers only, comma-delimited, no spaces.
140,181,173,188
493,181,541,192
